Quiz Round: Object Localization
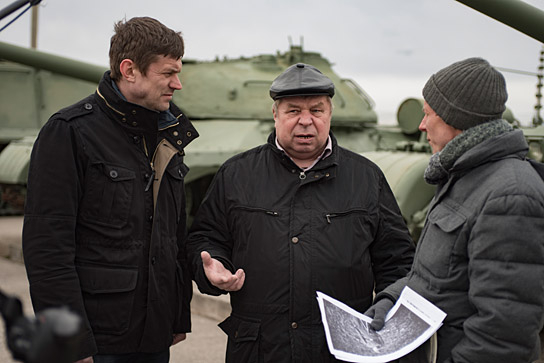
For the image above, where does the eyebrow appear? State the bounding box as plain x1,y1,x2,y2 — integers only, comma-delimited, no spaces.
310,101,325,108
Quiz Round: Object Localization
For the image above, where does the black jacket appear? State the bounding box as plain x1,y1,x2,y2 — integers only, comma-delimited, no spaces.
23,72,198,359
188,132,414,362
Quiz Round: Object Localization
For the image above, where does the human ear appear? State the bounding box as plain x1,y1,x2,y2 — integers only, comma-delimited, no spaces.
119,59,137,82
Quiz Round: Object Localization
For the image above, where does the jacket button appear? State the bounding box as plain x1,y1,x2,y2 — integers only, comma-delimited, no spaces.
132,110,137,115
177,140,182,145
84,103,92,110
186,131,192,137
149,215,153,221
133,136,140,144
132,122,138,127
109,170,118,178
291,322,298,329
151,256,156,265
291,237,299,244
173,131,179,136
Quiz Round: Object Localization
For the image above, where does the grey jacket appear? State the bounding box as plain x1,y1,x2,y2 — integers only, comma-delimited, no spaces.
380,128,544,363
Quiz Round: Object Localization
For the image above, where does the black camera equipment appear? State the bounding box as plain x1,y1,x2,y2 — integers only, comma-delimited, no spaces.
1,289,83,363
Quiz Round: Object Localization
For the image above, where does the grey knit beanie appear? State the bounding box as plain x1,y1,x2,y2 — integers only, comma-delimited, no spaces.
422,57,508,130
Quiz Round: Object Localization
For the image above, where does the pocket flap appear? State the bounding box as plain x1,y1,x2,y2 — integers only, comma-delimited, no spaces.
428,203,466,233
77,264,138,294
101,163,136,182
219,315,260,342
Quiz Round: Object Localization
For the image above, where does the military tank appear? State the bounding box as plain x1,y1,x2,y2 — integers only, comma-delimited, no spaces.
1,0,543,244
0,40,432,236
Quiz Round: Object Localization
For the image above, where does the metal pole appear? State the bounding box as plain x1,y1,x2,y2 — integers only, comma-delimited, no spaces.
30,2,38,48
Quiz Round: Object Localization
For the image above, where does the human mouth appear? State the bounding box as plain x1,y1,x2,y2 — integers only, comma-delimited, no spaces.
294,135,315,145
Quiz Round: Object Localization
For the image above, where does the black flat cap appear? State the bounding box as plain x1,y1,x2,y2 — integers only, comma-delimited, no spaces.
269,63,335,100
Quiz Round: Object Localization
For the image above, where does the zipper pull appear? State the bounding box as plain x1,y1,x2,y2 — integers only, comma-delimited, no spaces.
299,171,306,180
326,214,337,224
145,169,156,192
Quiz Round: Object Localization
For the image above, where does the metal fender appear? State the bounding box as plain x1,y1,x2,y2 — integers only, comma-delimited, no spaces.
361,150,434,235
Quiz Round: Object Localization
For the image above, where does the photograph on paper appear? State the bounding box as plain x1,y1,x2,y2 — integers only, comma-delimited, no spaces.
317,287,446,363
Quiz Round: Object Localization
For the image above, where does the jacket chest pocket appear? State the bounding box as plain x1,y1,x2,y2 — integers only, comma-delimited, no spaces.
80,162,135,228
417,202,467,278
229,205,281,268
162,161,189,222
322,208,376,251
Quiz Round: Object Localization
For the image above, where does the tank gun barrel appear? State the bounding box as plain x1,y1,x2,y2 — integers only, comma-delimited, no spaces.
0,41,106,83
456,0,544,43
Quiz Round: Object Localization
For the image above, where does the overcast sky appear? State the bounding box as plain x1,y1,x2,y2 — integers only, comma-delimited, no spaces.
1,0,543,125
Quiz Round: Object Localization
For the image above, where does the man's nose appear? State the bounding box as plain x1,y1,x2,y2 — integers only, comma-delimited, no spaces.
418,117,426,132
298,111,313,125
171,75,182,90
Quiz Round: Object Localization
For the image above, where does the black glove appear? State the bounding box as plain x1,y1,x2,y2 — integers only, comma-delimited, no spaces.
364,297,394,331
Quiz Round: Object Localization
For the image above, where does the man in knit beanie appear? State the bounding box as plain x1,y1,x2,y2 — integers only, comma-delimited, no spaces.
365,58,544,363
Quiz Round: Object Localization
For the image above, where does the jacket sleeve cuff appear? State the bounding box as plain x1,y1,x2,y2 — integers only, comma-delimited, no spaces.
75,329,98,361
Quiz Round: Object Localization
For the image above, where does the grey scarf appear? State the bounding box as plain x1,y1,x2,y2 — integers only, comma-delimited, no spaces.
424,119,513,185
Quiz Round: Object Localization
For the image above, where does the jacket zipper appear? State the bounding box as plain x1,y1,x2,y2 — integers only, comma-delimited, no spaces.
145,169,156,192
144,137,163,192
233,205,279,216
325,208,368,224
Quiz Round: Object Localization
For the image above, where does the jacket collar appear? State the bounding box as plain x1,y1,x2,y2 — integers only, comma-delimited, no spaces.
96,71,199,152
451,128,527,176
267,130,339,171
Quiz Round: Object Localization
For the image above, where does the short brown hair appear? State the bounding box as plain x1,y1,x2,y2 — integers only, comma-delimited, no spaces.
109,17,184,81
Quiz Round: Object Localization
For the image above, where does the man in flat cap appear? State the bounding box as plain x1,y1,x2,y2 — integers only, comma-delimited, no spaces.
366,58,544,363
187,63,415,362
